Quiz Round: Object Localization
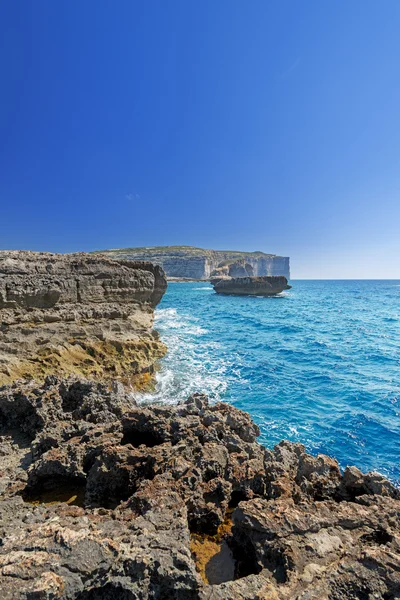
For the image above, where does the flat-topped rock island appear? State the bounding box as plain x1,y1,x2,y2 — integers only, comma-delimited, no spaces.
212,275,292,296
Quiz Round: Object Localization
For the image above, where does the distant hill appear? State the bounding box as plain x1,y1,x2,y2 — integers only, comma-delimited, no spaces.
95,246,290,280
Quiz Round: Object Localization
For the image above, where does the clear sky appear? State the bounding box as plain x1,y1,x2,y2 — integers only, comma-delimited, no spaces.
1,1,400,278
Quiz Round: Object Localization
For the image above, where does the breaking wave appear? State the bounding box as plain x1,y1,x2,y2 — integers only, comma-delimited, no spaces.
138,280,400,484
137,307,228,404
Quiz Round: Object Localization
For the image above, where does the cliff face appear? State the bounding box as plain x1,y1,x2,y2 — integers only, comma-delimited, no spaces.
0,251,167,386
0,378,399,599
211,260,254,278
98,246,290,280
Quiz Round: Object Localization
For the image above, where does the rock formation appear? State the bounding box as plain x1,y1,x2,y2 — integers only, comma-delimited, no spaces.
211,260,254,279
0,377,399,599
212,276,292,296
97,246,290,281
0,251,167,386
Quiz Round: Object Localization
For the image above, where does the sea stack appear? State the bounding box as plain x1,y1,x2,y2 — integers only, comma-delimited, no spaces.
211,275,291,296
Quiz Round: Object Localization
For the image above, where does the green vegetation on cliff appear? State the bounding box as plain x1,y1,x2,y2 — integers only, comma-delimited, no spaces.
94,245,281,259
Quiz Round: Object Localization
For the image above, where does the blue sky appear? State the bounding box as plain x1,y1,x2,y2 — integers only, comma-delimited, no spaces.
1,1,400,278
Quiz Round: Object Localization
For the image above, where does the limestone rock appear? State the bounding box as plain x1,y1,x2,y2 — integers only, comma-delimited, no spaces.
211,260,254,279
0,251,167,386
0,378,399,599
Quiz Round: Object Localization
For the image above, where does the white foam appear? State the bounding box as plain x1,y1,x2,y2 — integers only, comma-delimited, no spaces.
137,306,227,405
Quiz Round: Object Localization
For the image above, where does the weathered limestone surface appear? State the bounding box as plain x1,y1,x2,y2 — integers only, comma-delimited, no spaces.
0,377,399,599
212,276,292,296
98,246,291,280
211,260,254,279
0,251,167,385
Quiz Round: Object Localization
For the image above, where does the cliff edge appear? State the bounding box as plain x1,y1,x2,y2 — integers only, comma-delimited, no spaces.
0,251,167,386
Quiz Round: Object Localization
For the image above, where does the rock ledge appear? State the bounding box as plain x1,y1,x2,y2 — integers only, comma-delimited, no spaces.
0,251,167,386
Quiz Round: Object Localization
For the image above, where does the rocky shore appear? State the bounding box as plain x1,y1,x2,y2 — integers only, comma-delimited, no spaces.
0,251,167,386
0,377,399,599
0,252,399,599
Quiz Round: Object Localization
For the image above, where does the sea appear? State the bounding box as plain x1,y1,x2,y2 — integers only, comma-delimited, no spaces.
138,280,400,485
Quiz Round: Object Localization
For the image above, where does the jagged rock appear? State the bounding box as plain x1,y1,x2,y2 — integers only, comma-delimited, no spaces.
0,378,398,599
0,251,167,385
211,276,292,297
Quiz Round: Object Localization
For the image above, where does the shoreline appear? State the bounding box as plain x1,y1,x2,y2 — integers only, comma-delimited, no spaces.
151,279,400,485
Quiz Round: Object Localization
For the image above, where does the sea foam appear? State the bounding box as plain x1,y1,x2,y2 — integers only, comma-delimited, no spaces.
139,280,400,484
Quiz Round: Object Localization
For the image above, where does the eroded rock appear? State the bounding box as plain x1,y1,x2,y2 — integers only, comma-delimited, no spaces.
0,378,399,599
0,251,167,385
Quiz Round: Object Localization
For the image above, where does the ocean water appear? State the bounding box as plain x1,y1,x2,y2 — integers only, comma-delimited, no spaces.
139,281,400,484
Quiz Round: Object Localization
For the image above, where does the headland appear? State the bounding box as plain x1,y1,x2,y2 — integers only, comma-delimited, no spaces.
95,245,291,281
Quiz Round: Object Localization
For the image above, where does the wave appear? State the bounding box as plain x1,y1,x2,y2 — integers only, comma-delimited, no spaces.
137,306,227,405
142,280,400,484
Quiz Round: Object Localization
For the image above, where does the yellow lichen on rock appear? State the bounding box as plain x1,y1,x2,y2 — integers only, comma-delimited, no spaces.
190,511,234,584
0,337,167,387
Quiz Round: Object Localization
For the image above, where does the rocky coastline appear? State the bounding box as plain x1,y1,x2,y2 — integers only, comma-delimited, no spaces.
0,252,399,599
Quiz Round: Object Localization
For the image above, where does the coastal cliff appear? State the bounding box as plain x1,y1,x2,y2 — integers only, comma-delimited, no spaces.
97,246,290,281
0,251,167,386
0,378,399,599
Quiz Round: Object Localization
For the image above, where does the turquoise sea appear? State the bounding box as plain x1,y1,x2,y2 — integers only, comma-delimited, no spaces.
140,281,400,485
